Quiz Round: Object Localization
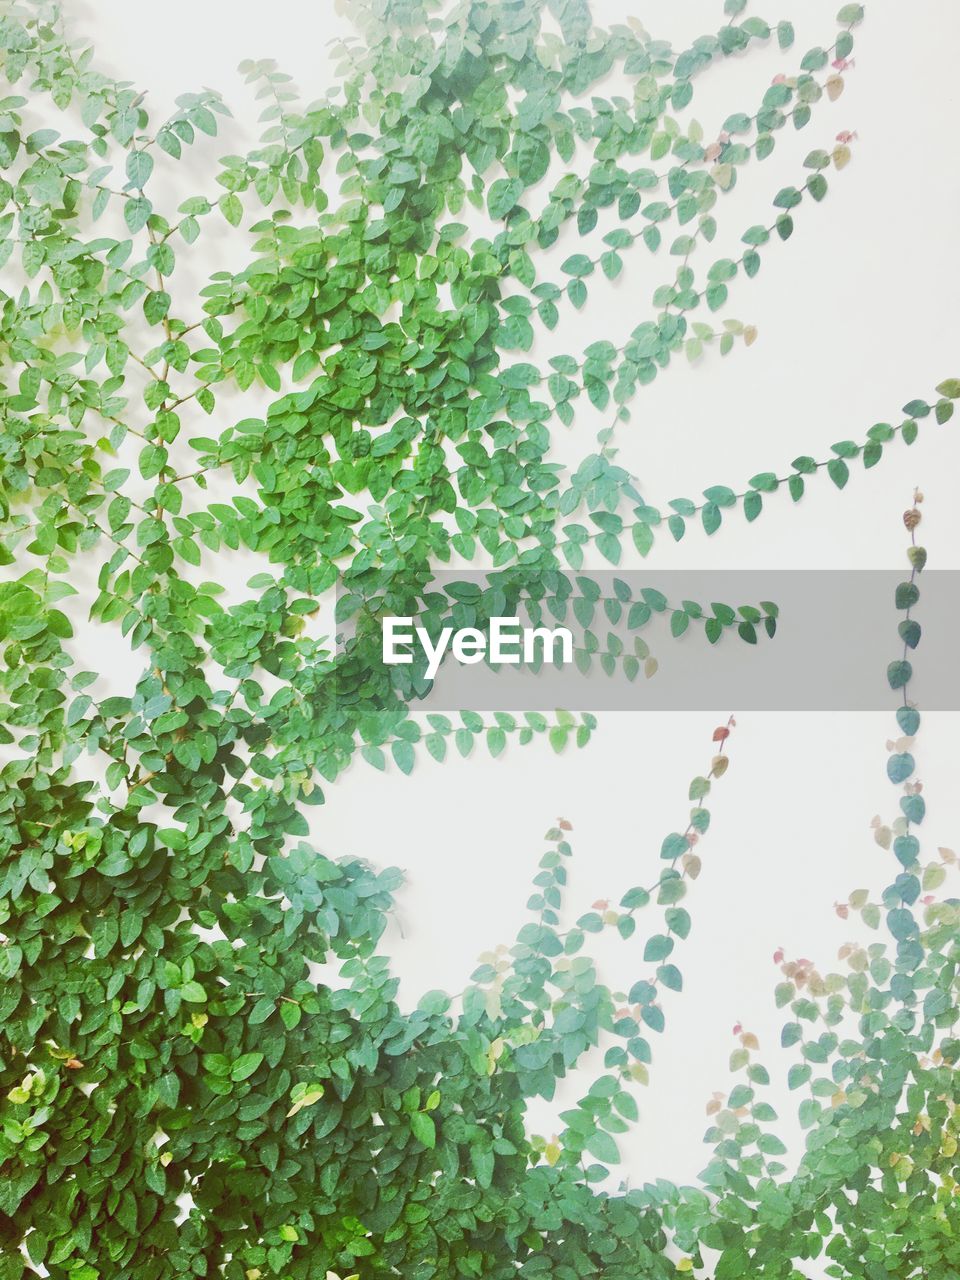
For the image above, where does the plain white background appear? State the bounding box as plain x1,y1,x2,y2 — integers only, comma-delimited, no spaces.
36,0,960,1212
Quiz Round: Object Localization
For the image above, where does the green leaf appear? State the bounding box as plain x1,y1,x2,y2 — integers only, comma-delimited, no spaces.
410,1111,436,1148
392,739,415,775
124,195,152,232
644,934,673,962
219,193,243,226
126,150,154,187
743,490,762,522
585,1129,620,1165
702,503,721,535
887,753,915,783
488,177,522,220
230,1052,264,1081
561,254,594,278
887,660,912,690
632,522,653,556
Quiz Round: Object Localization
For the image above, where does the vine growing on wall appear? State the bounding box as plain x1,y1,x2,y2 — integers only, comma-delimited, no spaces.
0,0,957,1277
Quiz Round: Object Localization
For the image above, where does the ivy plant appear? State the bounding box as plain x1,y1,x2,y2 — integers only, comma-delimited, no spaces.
0,0,957,1278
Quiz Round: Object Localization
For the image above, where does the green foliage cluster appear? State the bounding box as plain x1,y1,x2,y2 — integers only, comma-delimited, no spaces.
0,0,957,1277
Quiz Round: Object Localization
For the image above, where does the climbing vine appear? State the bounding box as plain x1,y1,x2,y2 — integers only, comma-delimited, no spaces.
0,0,957,1277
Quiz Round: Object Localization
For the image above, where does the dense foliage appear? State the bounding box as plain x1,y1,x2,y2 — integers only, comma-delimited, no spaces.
0,0,957,1277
